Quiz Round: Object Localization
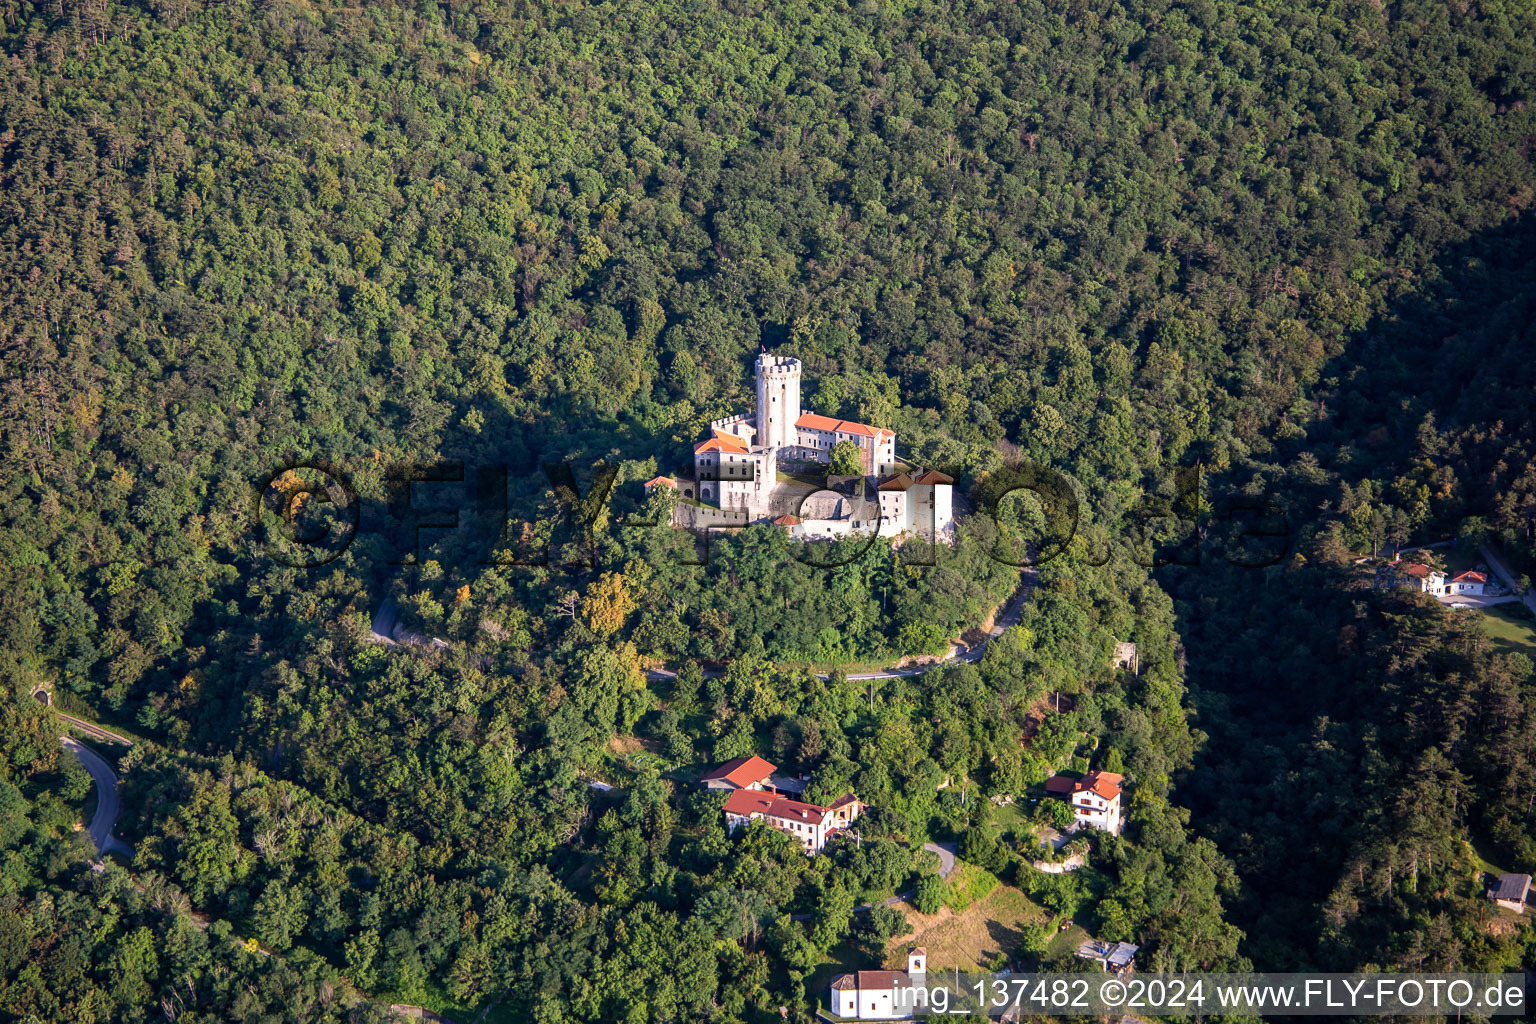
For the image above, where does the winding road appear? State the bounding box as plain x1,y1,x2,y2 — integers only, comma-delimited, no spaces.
645,569,1037,685
59,735,134,861
852,568,1035,679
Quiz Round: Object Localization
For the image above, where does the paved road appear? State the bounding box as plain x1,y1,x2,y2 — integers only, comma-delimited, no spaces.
1480,544,1536,618
59,736,134,861
847,571,1036,680
923,840,957,879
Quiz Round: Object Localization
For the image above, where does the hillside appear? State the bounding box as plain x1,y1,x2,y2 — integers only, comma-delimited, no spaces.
2,0,1536,1020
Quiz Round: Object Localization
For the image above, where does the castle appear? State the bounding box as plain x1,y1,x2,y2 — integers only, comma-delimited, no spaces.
649,353,954,540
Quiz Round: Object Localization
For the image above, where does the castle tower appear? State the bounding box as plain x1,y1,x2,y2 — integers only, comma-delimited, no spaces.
755,352,801,451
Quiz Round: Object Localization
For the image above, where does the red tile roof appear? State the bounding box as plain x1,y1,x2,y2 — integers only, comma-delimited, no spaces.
795,413,844,432
795,413,892,440
642,475,675,489
1451,570,1487,583
1076,770,1123,800
1398,562,1437,578
856,970,913,990
721,789,776,815
702,755,777,788
831,974,856,991
772,514,804,526
1044,774,1077,795
694,431,751,455
912,469,954,485
722,788,832,822
878,472,914,492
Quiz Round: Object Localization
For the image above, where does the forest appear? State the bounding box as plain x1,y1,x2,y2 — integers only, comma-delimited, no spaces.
2,0,1536,1020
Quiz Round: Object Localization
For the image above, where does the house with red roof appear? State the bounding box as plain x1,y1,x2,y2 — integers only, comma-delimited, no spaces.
1071,770,1124,834
1448,570,1488,596
876,468,955,538
793,411,897,476
1387,552,1495,599
1045,770,1125,835
1393,558,1448,594
720,784,864,855
700,755,777,792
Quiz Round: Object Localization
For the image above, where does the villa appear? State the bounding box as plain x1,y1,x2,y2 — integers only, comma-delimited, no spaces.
1449,570,1488,596
705,756,863,854
1045,770,1125,835
721,788,863,855
1394,560,1448,594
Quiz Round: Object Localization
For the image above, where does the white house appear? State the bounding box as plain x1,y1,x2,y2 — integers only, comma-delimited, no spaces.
1050,770,1123,834
830,949,928,1019
1395,560,1448,594
722,787,863,855
876,470,955,538
794,412,898,476
691,426,778,511
1449,570,1488,596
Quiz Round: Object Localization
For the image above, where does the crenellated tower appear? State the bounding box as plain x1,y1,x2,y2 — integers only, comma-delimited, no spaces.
755,352,802,450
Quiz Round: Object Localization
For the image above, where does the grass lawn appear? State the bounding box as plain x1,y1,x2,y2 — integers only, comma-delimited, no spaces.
884,881,1050,972
990,801,1032,832
1481,604,1536,661
1045,920,1091,961
1464,838,1511,878
945,863,1002,911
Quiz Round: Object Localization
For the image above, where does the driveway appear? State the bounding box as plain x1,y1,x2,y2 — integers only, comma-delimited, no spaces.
1436,592,1520,611
846,570,1037,680
923,840,957,879
645,572,1037,686
1480,544,1536,617
60,737,134,861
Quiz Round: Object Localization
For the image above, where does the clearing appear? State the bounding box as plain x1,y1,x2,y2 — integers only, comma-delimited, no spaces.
884,879,1050,971
1480,604,1536,661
